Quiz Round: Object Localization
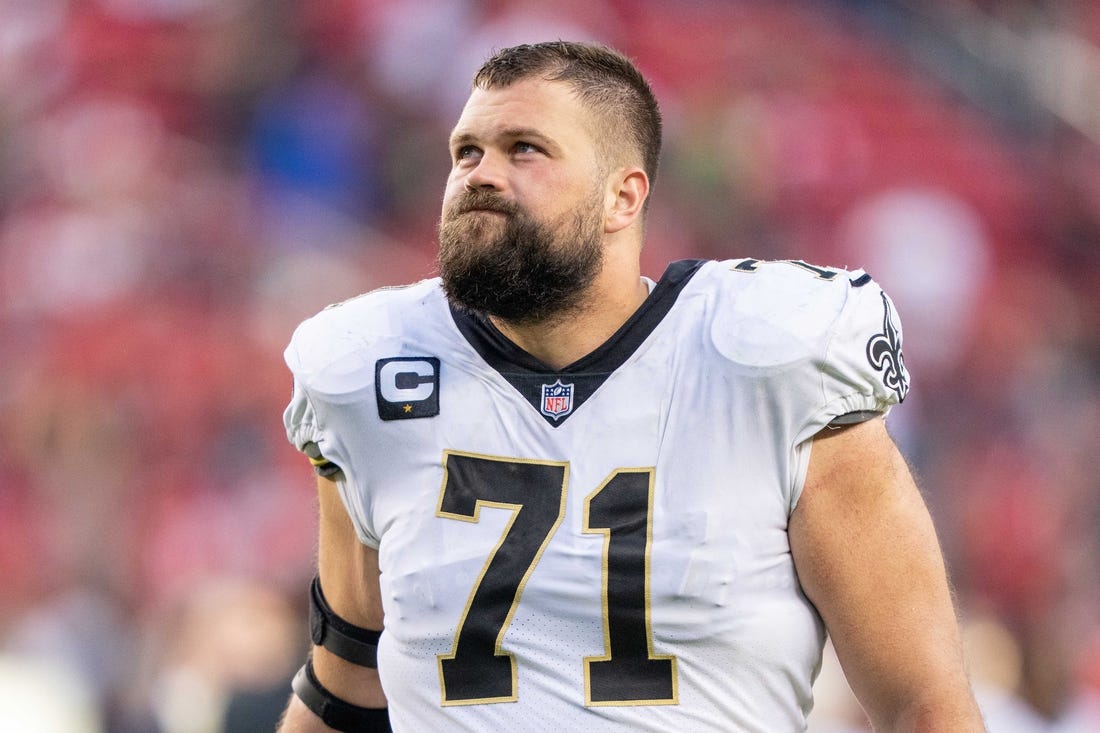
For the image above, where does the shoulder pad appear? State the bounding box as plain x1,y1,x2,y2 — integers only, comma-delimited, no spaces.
708,259,863,369
284,279,440,396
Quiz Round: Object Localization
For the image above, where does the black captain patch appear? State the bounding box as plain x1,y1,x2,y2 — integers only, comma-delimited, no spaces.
376,357,441,420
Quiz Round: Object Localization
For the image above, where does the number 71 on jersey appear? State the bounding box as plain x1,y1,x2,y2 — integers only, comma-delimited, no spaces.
435,451,678,707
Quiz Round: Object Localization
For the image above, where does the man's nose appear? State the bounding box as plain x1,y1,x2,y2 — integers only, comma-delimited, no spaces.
464,151,507,191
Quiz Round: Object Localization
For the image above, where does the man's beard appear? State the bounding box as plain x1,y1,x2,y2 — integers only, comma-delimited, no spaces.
437,189,604,325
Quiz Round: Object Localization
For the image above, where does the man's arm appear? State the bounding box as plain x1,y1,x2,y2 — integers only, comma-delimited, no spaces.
278,475,387,732
789,416,985,732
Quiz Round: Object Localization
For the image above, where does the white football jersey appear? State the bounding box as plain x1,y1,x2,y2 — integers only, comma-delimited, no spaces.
284,258,910,732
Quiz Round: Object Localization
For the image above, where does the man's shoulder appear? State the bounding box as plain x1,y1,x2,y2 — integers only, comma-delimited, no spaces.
693,257,865,299
284,278,445,382
690,258,879,369
298,277,441,334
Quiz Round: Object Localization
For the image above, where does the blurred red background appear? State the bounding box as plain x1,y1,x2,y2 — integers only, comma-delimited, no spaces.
1,1,1098,731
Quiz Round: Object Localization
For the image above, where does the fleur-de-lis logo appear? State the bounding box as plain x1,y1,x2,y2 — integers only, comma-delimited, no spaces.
866,292,909,402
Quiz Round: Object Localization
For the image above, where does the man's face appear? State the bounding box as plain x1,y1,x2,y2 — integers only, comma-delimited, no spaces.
438,79,610,324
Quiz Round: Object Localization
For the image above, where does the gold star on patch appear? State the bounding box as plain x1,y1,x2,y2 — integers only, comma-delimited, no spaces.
403,404,413,413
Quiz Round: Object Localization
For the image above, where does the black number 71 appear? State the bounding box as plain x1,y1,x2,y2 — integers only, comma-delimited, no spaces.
435,451,678,707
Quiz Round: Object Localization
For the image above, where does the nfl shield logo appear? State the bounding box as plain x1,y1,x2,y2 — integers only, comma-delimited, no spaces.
540,379,574,420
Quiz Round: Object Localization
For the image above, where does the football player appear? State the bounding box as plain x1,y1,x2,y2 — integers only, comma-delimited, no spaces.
277,41,985,732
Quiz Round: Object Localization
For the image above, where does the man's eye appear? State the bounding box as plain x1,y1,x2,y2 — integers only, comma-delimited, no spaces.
456,145,480,160
514,142,541,154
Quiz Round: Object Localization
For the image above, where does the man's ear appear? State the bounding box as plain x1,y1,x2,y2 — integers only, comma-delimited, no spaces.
604,167,649,234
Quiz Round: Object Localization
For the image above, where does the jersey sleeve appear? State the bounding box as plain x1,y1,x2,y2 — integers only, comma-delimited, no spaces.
284,378,343,478
709,259,911,506
281,309,382,548
810,277,910,436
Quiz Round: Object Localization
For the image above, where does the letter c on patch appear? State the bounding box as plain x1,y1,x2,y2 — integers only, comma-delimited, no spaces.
375,356,440,420
379,359,436,401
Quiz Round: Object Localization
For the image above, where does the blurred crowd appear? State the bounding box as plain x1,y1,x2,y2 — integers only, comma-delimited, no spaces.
0,1,1098,731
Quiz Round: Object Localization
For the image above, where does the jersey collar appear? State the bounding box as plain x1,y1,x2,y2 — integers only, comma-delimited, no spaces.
448,259,705,426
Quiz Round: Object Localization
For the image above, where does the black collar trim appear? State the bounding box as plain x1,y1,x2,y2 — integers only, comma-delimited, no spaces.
448,259,705,426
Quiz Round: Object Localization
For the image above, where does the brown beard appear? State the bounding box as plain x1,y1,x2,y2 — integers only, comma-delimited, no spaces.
437,189,604,324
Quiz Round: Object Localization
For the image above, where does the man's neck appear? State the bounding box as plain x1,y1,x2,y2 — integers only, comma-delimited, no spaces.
489,273,650,370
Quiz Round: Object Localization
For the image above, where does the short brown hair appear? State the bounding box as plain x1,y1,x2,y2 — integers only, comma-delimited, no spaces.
473,41,662,188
